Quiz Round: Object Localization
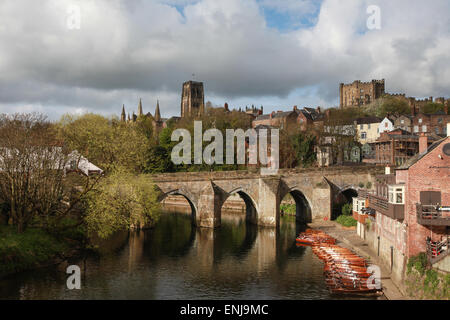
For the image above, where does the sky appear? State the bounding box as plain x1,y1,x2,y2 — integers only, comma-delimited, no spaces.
0,0,449,120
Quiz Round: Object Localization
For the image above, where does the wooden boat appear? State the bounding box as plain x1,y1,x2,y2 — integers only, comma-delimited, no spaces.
296,228,382,296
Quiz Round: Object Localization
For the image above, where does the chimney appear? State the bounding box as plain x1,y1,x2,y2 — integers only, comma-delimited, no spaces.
293,105,298,111
385,166,391,175
316,106,321,113
419,132,428,154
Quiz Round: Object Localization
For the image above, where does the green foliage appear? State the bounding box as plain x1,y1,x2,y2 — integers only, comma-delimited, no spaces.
407,253,428,276
59,113,149,173
424,269,439,294
422,102,446,115
366,181,372,189
336,215,357,227
341,203,352,216
85,170,161,239
291,132,317,168
144,145,174,173
0,226,69,276
280,203,296,215
358,182,364,188
376,96,410,117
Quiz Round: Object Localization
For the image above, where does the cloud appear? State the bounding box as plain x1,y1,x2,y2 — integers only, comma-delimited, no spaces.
0,0,449,119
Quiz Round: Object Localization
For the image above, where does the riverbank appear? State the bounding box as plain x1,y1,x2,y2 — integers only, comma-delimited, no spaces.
0,225,83,279
308,219,407,300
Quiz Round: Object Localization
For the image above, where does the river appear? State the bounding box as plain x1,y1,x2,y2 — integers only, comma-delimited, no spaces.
0,211,379,300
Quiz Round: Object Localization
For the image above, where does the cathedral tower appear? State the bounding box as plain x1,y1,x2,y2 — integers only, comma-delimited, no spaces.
181,80,204,118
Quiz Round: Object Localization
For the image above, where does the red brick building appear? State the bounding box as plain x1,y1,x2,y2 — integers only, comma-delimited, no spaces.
395,134,450,261
411,110,449,136
365,132,450,275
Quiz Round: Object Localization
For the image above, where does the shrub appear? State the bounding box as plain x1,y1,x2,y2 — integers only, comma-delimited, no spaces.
366,182,372,189
407,253,427,276
341,203,352,216
336,215,357,227
280,203,296,215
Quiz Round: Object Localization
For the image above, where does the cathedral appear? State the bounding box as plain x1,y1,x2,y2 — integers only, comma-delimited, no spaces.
120,98,164,136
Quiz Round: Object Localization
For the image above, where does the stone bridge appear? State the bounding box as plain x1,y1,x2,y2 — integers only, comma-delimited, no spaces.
151,166,383,228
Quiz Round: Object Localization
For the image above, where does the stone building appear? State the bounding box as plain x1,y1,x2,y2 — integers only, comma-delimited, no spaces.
252,106,324,132
354,116,382,144
252,108,299,131
393,114,413,132
339,79,385,108
120,99,165,137
411,109,449,136
181,80,205,118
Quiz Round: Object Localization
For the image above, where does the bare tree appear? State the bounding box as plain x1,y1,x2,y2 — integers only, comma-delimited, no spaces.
0,113,100,233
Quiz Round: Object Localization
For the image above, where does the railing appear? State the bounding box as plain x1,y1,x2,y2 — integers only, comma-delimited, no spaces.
426,237,449,265
368,193,404,220
368,193,389,211
416,204,450,226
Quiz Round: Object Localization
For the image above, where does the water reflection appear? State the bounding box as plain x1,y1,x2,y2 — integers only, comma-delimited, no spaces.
0,212,376,300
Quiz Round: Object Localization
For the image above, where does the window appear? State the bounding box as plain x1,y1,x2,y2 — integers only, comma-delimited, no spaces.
360,124,364,130
368,124,371,129
422,125,427,132
438,118,442,124
435,127,440,134
385,122,388,128
419,118,422,124
414,125,419,133
388,185,405,204
361,132,367,139
401,119,404,124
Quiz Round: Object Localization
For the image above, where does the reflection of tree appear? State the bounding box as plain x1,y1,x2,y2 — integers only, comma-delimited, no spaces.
143,213,195,259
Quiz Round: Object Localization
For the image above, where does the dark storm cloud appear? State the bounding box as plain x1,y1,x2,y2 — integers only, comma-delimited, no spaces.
0,0,449,118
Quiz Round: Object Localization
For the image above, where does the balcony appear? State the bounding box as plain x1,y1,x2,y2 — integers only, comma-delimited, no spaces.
416,204,450,226
426,237,449,265
368,194,404,220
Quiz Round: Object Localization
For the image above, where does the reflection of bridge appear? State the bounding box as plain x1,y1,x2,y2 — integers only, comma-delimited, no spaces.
152,166,383,228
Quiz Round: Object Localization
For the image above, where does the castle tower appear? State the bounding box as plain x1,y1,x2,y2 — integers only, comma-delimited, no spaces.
181,80,204,118
154,100,161,122
138,98,143,116
121,104,126,122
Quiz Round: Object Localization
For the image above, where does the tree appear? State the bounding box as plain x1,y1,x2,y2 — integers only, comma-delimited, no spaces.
58,113,149,173
377,96,410,117
291,131,317,167
0,113,99,233
144,145,174,173
84,170,161,239
422,102,446,115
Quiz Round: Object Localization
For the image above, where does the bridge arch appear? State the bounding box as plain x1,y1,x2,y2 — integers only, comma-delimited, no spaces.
332,186,358,220
280,187,312,224
224,187,259,225
158,189,198,222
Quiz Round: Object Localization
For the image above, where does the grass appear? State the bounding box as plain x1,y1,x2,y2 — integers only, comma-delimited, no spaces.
280,203,296,215
0,225,71,276
336,214,357,227
405,253,450,299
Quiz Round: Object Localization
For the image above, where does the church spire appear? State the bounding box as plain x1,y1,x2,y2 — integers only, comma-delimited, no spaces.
138,98,143,116
155,100,161,122
121,104,126,122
